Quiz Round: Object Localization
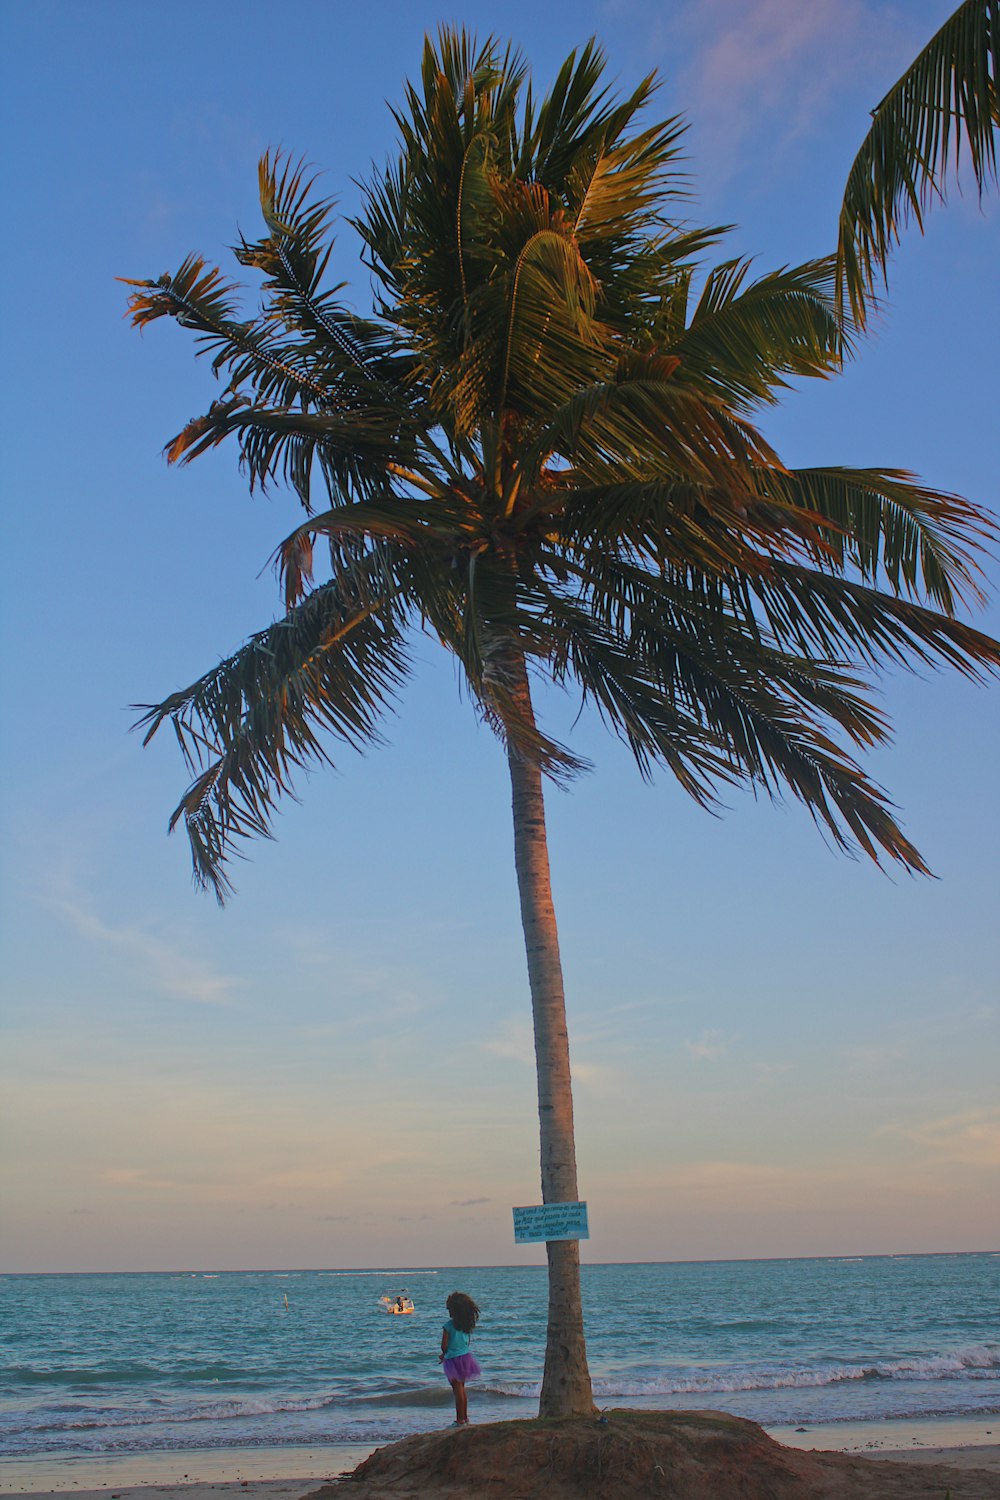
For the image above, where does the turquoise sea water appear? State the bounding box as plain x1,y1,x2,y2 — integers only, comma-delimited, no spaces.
1,1257,997,1459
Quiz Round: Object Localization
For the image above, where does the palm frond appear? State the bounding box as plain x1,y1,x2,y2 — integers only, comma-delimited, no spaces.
550,476,793,577
122,256,331,410
353,154,410,302
524,40,617,190
499,226,604,414
569,112,688,242
751,563,1000,679
540,588,737,796
237,151,402,398
837,0,999,325
456,132,499,303
134,563,410,900
536,365,779,491
669,257,852,410
539,566,930,871
767,467,996,610
274,491,468,605
163,402,416,507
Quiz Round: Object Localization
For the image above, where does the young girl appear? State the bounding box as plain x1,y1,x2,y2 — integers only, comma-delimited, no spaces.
438,1291,481,1425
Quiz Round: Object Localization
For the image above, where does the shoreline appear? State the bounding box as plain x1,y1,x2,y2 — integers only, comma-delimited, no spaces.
2,1415,999,1494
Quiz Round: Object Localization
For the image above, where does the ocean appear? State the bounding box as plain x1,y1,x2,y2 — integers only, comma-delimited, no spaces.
1,1256,997,1461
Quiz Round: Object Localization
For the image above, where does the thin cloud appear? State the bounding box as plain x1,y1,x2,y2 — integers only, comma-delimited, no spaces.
685,1028,732,1062
451,1197,491,1207
753,1060,794,1080
53,896,241,1007
654,0,913,187
629,1158,815,1212
484,1021,534,1067
844,1041,907,1071
483,1023,619,1091
104,1166,184,1193
885,1109,1000,1168
572,1059,622,1093
289,956,439,1034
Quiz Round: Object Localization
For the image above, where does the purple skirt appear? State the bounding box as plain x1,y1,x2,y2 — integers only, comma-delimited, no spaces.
442,1352,481,1383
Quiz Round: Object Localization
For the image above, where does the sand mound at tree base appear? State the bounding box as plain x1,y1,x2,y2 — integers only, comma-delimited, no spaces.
307,1409,998,1499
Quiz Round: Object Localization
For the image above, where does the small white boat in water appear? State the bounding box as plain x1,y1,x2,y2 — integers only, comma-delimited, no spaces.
379,1291,415,1315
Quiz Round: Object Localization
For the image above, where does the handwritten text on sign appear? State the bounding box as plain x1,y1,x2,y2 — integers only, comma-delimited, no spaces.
512,1201,590,1244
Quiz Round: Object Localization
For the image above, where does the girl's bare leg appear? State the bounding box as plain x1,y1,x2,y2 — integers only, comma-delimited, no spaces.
450,1379,468,1422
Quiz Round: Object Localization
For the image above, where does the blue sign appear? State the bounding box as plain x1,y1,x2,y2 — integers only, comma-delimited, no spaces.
512,1201,589,1244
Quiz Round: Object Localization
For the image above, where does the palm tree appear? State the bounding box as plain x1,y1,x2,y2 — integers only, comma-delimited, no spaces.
837,0,998,325
124,31,999,1419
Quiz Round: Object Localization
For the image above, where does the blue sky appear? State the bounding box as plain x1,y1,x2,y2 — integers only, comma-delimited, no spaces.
1,0,997,1273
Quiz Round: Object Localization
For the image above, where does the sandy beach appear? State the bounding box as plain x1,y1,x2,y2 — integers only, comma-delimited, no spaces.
0,1446,374,1498
3,1455,999,1500
3,1417,999,1498
769,1414,999,1456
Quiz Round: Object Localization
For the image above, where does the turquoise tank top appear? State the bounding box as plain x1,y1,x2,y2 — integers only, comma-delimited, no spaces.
443,1318,471,1357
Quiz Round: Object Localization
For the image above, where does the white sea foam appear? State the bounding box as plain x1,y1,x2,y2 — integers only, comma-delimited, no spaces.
315,1269,439,1278
484,1345,1000,1401
12,1392,343,1433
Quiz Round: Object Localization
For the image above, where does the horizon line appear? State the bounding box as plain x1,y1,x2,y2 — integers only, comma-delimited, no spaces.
4,1249,997,1276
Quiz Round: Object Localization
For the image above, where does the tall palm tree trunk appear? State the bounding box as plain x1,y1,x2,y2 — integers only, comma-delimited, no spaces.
506,651,594,1419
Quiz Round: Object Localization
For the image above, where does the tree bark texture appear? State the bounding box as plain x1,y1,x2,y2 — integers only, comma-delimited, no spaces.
505,652,594,1419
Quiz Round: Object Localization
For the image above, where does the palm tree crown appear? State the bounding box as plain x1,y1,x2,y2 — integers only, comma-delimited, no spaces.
126,30,997,900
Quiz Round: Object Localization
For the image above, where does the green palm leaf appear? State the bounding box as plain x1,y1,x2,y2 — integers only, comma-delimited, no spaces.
768,467,996,611
837,0,999,325
135,562,410,900
122,257,332,410
670,258,852,409
164,403,417,508
752,563,1000,679
538,569,926,870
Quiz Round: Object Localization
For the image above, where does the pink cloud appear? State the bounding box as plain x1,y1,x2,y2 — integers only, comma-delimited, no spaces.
638,0,919,188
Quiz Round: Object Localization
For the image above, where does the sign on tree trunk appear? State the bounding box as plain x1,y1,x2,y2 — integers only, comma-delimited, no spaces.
513,1202,590,1243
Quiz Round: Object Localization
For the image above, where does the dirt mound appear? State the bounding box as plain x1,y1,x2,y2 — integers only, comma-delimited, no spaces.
304,1408,998,1499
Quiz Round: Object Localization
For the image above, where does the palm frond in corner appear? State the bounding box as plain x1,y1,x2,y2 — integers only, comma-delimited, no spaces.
837,0,999,324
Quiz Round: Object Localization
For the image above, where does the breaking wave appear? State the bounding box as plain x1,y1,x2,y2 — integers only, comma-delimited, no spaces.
485,1345,1000,1401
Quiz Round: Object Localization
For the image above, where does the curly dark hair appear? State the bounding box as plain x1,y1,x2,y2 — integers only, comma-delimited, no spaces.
446,1291,480,1334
